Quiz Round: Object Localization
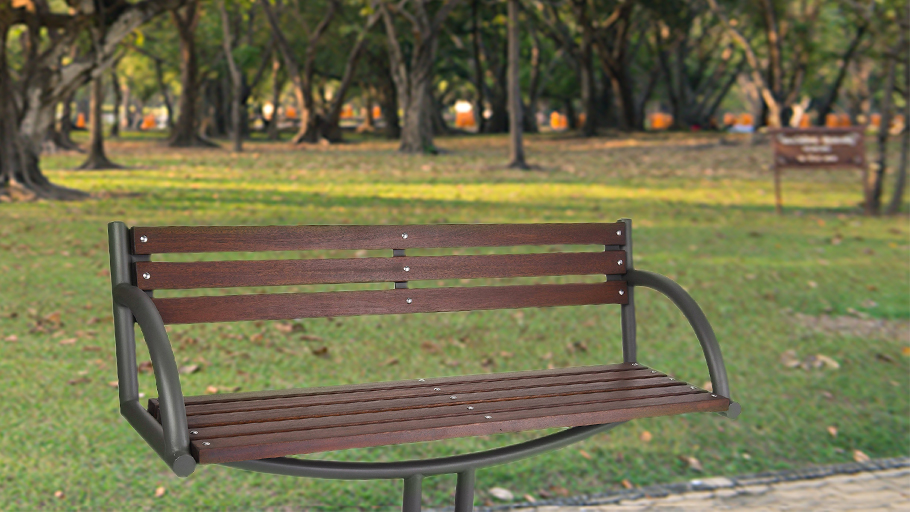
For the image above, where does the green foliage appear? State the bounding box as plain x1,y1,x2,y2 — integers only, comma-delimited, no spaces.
0,132,907,508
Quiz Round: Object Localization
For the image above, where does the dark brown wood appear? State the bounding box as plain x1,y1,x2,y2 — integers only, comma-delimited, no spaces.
135,251,627,290
131,223,626,254
770,127,866,169
153,282,628,324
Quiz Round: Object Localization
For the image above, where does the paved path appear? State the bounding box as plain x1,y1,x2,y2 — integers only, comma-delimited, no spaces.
512,467,910,511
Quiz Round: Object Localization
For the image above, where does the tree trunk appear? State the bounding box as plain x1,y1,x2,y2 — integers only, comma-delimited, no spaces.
78,76,121,169
815,24,866,126
218,0,243,152
55,91,81,150
471,0,486,133
507,0,527,168
868,53,896,215
170,0,215,147
267,50,283,140
110,67,122,138
572,0,597,137
886,33,909,215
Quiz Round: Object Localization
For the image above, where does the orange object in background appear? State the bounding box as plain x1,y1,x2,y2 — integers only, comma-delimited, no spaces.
578,113,587,126
737,113,754,126
140,114,156,130
372,106,381,119
341,104,355,119
649,112,672,130
825,113,839,128
723,113,736,126
837,113,851,127
455,111,476,128
870,113,881,127
75,113,86,129
550,112,568,130
798,115,812,128
285,106,298,119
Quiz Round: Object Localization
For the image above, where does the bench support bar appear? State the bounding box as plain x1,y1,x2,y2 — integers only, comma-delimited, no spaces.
454,469,475,512
403,474,423,512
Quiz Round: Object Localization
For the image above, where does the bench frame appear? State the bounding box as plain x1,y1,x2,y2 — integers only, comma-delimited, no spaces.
108,219,739,511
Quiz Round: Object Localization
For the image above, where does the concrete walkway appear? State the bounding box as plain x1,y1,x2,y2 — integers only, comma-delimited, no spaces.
501,458,910,512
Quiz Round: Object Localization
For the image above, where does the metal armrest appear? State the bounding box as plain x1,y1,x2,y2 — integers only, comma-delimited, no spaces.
625,269,741,419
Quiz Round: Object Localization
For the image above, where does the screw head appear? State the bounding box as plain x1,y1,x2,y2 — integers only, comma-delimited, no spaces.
406,298,413,304
403,266,410,272
690,386,696,389
668,377,675,381
401,233,408,239
202,442,211,446
631,363,638,366
484,415,492,419
618,260,623,265
190,431,198,435
142,272,151,280
450,395,457,399
651,370,657,373
616,230,622,236
711,394,717,397
467,406,474,410
139,235,148,243
619,290,625,295
418,379,425,382
434,387,441,391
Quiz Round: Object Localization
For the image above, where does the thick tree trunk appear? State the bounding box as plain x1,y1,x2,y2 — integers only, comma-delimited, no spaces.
55,91,81,150
471,0,486,133
322,11,380,142
170,0,214,147
886,48,909,215
572,0,597,137
110,67,122,137
507,0,527,168
79,76,122,169
868,53,896,215
815,24,866,126
218,0,243,152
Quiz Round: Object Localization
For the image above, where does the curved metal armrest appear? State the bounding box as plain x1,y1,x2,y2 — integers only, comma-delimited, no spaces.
625,270,741,419
113,284,196,476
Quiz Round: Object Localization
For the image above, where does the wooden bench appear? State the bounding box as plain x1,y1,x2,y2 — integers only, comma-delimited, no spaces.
107,220,739,511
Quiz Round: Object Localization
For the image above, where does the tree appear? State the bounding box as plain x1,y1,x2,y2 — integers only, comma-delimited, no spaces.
381,0,465,153
169,0,216,146
507,0,527,168
218,0,244,152
79,76,123,169
0,0,185,199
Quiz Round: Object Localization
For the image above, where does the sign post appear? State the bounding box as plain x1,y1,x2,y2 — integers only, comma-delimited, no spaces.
769,127,867,213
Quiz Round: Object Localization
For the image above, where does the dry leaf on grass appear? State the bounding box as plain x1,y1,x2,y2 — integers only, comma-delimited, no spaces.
815,354,840,369
780,350,801,368
639,431,652,442
154,486,166,498
384,357,399,366
523,494,537,503
59,338,77,345
138,361,153,374
621,479,633,489
310,346,329,357
67,377,90,385
853,450,870,463
488,487,514,501
54,491,64,499
679,455,703,471
300,334,323,342
827,426,838,437
4,334,18,342
82,345,101,352
549,486,570,497
107,380,119,388
178,364,200,375
578,449,592,460
205,385,219,394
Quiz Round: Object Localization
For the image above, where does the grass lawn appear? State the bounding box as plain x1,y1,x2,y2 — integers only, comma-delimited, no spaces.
0,131,907,509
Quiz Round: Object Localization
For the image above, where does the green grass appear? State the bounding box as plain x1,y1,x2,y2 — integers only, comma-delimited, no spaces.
1,132,908,509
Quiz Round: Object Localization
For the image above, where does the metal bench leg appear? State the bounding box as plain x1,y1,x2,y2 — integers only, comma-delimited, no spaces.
454,469,475,512
403,474,423,512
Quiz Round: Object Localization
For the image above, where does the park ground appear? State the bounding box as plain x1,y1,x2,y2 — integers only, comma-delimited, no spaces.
0,131,907,509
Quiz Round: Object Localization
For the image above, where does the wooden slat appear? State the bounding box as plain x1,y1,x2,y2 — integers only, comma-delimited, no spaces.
153,282,627,324
135,251,627,290
176,370,664,427
190,393,727,464
132,223,625,254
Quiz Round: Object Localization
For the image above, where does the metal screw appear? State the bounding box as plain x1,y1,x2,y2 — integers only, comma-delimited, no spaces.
631,363,638,366
406,298,413,304
690,386,696,389
418,379,425,382
618,260,623,265
403,266,410,272
616,230,622,236
434,387,441,391
484,415,492,419
139,235,148,243
142,272,151,280
401,233,408,239
467,406,474,410
711,394,717,397
651,370,656,373
450,395,457,399
619,290,624,295
190,431,198,435
202,442,211,446
668,377,675,381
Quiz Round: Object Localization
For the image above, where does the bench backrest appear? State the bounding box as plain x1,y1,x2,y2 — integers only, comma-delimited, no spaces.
129,223,630,325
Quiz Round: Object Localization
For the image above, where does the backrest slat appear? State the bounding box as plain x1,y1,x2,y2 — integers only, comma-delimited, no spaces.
153,282,628,324
132,223,625,254
135,251,627,290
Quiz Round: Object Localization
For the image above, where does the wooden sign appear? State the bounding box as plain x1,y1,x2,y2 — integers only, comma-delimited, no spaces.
768,127,867,213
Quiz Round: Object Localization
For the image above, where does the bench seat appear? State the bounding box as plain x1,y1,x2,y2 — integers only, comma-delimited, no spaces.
148,362,729,464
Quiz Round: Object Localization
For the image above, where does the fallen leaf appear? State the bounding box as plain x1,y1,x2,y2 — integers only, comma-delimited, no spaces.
67,377,90,385
679,455,703,471
853,450,870,463
523,494,537,503
807,281,818,289
154,486,166,498
572,341,588,352
383,357,399,366
44,311,62,325
4,334,18,342
480,357,495,368
499,350,514,358
59,338,77,345
107,380,119,388
138,361,153,374
421,341,441,353
488,487,514,501
248,333,264,343
780,350,801,368
875,353,894,364
639,431,653,442
902,347,910,357
815,354,840,369
179,364,200,374
299,334,323,342
741,453,752,460
827,426,838,437
541,351,553,361
310,346,329,357
830,235,843,245
205,386,219,394
862,300,877,308
536,488,552,498
274,322,294,333
578,449,592,460
621,479,633,489
550,486,570,497
54,490,64,499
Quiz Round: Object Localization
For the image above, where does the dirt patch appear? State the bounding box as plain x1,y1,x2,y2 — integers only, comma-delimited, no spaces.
793,313,910,341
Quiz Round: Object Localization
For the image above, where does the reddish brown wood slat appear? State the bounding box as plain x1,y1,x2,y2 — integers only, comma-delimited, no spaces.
132,223,625,254
135,251,627,290
153,282,628,324
189,393,727,464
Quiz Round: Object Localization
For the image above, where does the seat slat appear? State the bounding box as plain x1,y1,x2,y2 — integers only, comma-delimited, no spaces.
175,368,661,419
153,282,628,324
132,223,625,254
186,377,684,431
136,251,627,290
189,392,727,464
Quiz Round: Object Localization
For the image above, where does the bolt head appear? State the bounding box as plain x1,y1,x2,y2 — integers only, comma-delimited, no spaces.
139,235,148,243
418,379,425,382
142,272,151,280
406,298,413,304
712,394,717,397
616,230,622,236
434,387,441,391
619,289,625,295
450,395,457,399
401,233,408,239
190,431,198,435
403,266,410,272
618,260,623,265
651,370,656,373
467,406,474,410
631,362,638,366
202,442,211,446
690,386,696,389
484,415,492,419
